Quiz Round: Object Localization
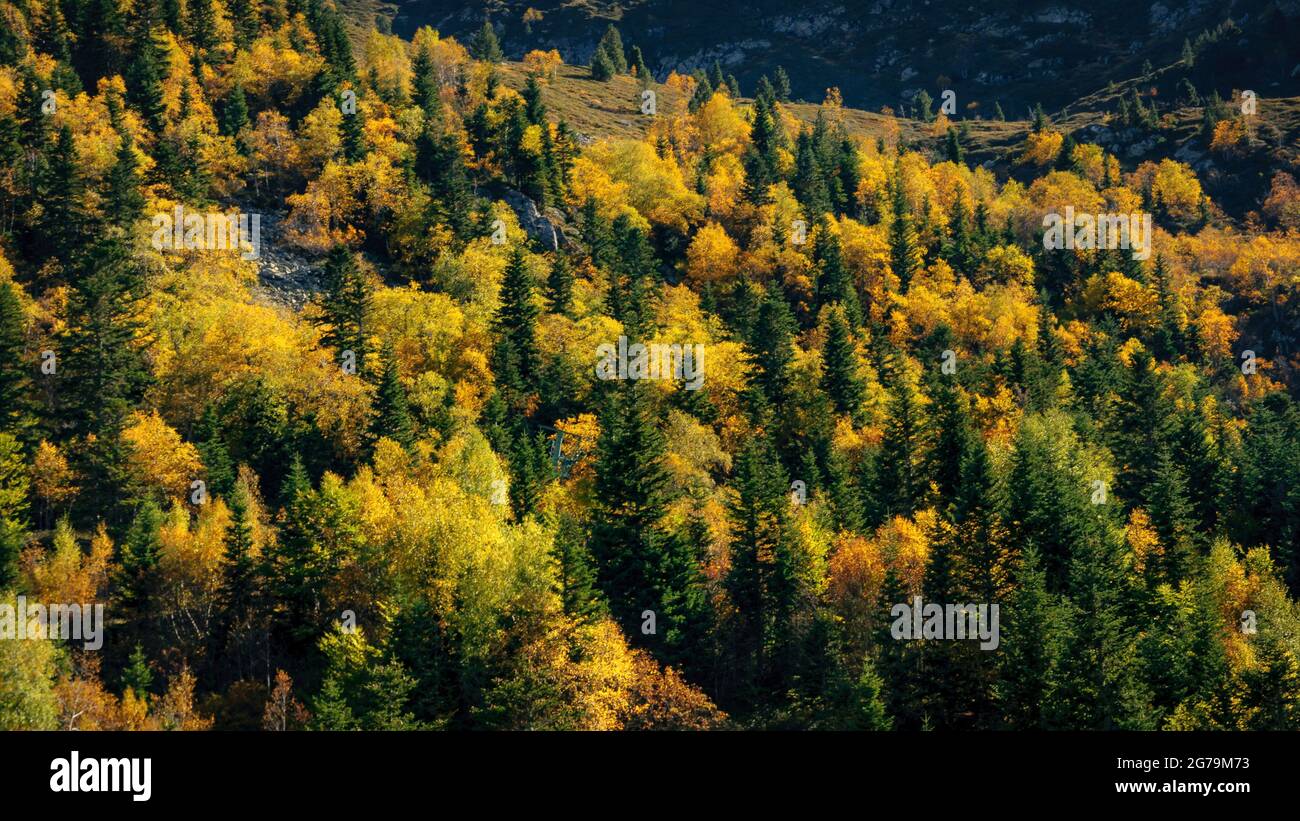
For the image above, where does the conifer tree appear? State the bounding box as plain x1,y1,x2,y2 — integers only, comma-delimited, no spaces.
545,253,574,315
0,283,31,438
317,246,372,374
597,25,627,74
589,45,615,81
372,344,416,450
491,246,541,403
877,368,925,518
813,218,861,326
104,130,145,229
773,65,791,101
37,126,90,270
470,20,504,63
589,379,688,649
630,45,649,81
195,404,235,499
820,306,864,419
725,431,797,704
888,172,922,294
211,484,261,679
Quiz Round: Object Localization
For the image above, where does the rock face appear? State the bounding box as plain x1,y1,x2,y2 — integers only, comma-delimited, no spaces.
251,211,324,310
389,0,1300,114
501,188,571,252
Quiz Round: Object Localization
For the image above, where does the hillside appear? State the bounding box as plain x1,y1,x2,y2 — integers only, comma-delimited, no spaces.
493,57,1300,221
386,0,1300,115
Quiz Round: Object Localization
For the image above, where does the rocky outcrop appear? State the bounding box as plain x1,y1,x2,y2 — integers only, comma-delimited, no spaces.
500,189,573,252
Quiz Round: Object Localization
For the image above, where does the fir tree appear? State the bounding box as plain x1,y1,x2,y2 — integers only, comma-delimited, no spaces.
820,306,865,420
470,19,504,63
371,343,416,450
545,253,574,315
491,246,541,403
590,45,615,82
597,25,627,74
888,172,923,294
316,246,372,374
773,66,791,101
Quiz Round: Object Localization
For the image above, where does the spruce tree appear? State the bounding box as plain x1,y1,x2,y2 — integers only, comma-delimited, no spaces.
195,404,235,499
597,25,627,74
545,253,574,315
104,130,145,229
317,246,372,374
469,20,503,63
630,45,649,81
888,171,923,294
813,218,861,326
773,66,791,101
371,343,416,450
589,45,615,81
725,431,796,705
491,246,541,403
0,282,31,438
820,306,865,419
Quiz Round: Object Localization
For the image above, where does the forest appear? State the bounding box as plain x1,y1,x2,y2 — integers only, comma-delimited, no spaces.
0,2,1298,731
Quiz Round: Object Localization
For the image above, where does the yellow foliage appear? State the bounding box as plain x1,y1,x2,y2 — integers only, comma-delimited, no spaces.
122,410,204,501
686,221,740,282
1019,130,1064,167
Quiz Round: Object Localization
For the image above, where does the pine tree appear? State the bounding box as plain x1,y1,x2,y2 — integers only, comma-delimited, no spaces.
371,344,416,450
317,246,372,374
0,282,31,438
469,20,503,62
597,25,627,74
589,45,615,81
545,253,574,315
491,246,541,404
888,172,923,294
773,66,791,101
820,306,864,419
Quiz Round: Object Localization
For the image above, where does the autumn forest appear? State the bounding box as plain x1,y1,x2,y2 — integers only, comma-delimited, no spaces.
0,0,1299,732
